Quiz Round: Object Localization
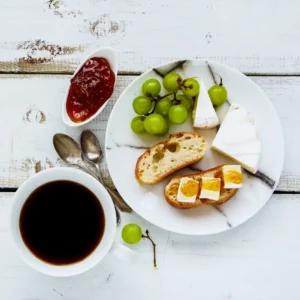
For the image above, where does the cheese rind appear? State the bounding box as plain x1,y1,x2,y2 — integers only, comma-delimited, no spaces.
211,104,261,174
200,177,221,201
192,79,219,129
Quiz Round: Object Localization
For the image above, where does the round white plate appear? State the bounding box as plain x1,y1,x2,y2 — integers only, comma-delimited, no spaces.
105,60,284,235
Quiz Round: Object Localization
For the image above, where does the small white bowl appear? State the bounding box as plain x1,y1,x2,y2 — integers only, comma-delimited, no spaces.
62,47,118,127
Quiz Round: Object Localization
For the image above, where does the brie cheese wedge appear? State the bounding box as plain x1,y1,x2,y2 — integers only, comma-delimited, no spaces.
192,79,219,129
211,104,261,174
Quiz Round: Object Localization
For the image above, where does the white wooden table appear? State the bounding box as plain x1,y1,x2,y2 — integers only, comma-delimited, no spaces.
0,1,299,299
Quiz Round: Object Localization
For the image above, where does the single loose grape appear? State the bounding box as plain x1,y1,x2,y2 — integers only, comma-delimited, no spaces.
131,116,146,134
144,113,168,135
122,224,142,244
132,96,152,115
168,104,188,124
177,94,194,112
208,85,227,106
155,98,172,117
181,78,200,97
142,79,161,97
163,73,182,92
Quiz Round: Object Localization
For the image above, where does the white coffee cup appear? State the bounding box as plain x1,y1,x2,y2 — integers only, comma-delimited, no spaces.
9,167,137,277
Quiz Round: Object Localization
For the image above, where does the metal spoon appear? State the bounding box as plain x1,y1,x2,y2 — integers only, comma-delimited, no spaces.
53,133,121,225
80,130,132,213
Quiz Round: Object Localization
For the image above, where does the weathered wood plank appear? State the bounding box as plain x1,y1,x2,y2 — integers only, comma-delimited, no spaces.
250,76,299,192
1,193,300,299
0,74,297,191
1,0,300,74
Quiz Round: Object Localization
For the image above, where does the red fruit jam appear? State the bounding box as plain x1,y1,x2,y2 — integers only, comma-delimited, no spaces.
66,57,115,123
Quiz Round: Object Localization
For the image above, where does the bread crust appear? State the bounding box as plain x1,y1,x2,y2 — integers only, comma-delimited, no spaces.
164,165,239,208
135,132,207,184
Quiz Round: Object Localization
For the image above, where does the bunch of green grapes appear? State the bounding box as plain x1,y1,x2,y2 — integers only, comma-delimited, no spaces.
130,73,199,135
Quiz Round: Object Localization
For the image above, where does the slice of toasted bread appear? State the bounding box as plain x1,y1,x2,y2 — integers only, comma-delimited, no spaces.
135,132,207,184
164,165,239,209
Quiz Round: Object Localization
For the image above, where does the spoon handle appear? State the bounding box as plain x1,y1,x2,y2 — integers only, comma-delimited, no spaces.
106,186,132,213
77,161,100,179
77,161,122,223
94,164,132,213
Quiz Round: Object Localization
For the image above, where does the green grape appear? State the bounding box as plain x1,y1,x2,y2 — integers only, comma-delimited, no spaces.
132,96,152,115
142,79,161,97
164,119,170,133
168,104,188,124
155,98,172,117
122,224,142,244
144,113,168,135
208,85,227,106
163,73,182,92
181,78,200,97
131,116,146,134
177,94,194,112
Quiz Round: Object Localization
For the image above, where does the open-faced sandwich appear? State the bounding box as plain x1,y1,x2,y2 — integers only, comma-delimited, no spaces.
164,164,243,209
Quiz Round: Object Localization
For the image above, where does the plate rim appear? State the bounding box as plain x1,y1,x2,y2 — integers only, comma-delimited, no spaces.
105,58,285,235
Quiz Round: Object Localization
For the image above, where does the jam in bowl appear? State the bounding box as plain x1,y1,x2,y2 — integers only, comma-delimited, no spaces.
62,47,118,127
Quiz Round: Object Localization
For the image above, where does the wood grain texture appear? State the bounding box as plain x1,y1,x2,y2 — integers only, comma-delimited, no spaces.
1,192,300,299
1,0,300,74
0,74,297,191
0,74,130,190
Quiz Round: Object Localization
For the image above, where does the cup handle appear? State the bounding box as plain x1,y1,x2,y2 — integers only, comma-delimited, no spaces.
111,243,138,263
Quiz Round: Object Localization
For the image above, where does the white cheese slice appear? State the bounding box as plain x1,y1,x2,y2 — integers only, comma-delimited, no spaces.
211,104,261,174
199,177,221,201
177,178,199,203
222,165,243,189
192,79,219,129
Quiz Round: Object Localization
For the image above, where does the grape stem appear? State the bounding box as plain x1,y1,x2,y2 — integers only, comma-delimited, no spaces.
172,92,180,105
159,92,174,100
142,230,157,268
145,92,174,116
145,99,157,116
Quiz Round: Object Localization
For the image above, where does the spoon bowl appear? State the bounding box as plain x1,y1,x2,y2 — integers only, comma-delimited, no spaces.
62,47,118,127
53,133,82,165
80,130,103,164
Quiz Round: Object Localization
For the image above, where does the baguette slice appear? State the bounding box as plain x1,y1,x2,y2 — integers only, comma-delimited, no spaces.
135,132,207,184
165,165,239,209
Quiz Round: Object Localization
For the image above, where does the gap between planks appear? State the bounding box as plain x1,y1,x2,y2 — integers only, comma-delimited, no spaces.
1,187,299,195
1,71,300,77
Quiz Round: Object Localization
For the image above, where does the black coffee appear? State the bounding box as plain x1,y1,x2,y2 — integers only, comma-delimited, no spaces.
19,180,105,265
